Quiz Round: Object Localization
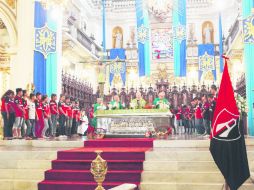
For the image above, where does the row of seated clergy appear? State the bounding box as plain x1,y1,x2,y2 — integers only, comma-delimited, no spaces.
93,91,170,111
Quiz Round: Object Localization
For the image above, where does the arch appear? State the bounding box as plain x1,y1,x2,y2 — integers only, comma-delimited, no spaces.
112,26,123,48
0,1,17,47
202,21,214,44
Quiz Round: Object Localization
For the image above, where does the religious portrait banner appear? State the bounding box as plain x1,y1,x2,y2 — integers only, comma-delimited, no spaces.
151,29,173,59
135,0,151,76
198,44,216,81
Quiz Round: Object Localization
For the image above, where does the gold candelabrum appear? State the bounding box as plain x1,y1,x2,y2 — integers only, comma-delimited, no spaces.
90,150,108,190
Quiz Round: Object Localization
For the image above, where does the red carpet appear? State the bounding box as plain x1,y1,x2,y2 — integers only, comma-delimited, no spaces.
38,138,153,190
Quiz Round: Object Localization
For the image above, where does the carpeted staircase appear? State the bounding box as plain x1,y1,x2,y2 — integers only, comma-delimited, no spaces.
38,138,153,190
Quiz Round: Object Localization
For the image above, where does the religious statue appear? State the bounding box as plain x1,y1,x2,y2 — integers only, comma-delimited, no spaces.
113,30,123,48
202,22,213,44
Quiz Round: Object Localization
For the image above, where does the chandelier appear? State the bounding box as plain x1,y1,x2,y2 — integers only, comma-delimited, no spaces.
148,0,173,20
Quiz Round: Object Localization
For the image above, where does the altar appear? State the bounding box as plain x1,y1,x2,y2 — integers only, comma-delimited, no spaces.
95,109,172,137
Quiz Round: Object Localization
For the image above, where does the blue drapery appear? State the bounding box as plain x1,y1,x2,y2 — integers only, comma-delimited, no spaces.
109,49,126,85
198,44,216,81
34,1,47,94
135,0,151,76
242,0,254,136
173,0,187,77
219,13,224,73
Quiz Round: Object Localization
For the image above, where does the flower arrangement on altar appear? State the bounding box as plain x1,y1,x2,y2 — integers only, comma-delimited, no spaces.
235,93,248,116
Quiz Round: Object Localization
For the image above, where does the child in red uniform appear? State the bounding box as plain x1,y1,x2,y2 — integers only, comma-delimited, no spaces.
65,97,73,137
42,95,50,138
72,101,80,135
50,94,58,137
22,90,31,139
174,106,182,134
7,91,16,138
194,98,204,134
58,94,67,137
35,92,44,138
182,105,190,134
1,90,14,139
13,88,24,139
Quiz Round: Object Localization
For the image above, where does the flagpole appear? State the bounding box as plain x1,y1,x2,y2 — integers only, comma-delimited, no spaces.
102,0,106,53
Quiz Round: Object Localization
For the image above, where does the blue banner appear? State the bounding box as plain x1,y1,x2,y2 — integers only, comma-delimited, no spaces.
34,2,59,96
219,14,224,72
173,0,187,77
109,49,126,85
34,1,47,94
135,0,151,76
198,44,216,81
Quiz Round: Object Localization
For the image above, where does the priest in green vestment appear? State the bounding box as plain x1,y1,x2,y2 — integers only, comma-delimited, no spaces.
109,95,123,110
92,98,106,127
94,98,107,112
153,91,169,109
130,91,146,109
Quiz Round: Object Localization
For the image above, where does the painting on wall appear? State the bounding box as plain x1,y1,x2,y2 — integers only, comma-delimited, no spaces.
151,28,173,59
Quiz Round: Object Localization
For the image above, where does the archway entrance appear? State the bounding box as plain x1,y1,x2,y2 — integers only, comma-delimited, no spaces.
0,18,10,96
0,1,17,96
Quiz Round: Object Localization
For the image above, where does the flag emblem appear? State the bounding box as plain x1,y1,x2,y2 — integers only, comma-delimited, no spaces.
212,108,240,141
35,24,57,58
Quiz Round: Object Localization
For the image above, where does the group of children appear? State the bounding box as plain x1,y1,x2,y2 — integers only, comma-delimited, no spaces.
1,88,89,140
172,85,217,137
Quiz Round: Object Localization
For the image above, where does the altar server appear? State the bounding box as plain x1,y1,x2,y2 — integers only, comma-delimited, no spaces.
77,108,89,136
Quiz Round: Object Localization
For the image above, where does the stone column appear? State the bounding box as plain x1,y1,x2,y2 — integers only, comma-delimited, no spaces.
10,0,34,89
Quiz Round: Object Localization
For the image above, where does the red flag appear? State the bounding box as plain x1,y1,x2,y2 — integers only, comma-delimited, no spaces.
210,57,240,140
210,56,250,190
